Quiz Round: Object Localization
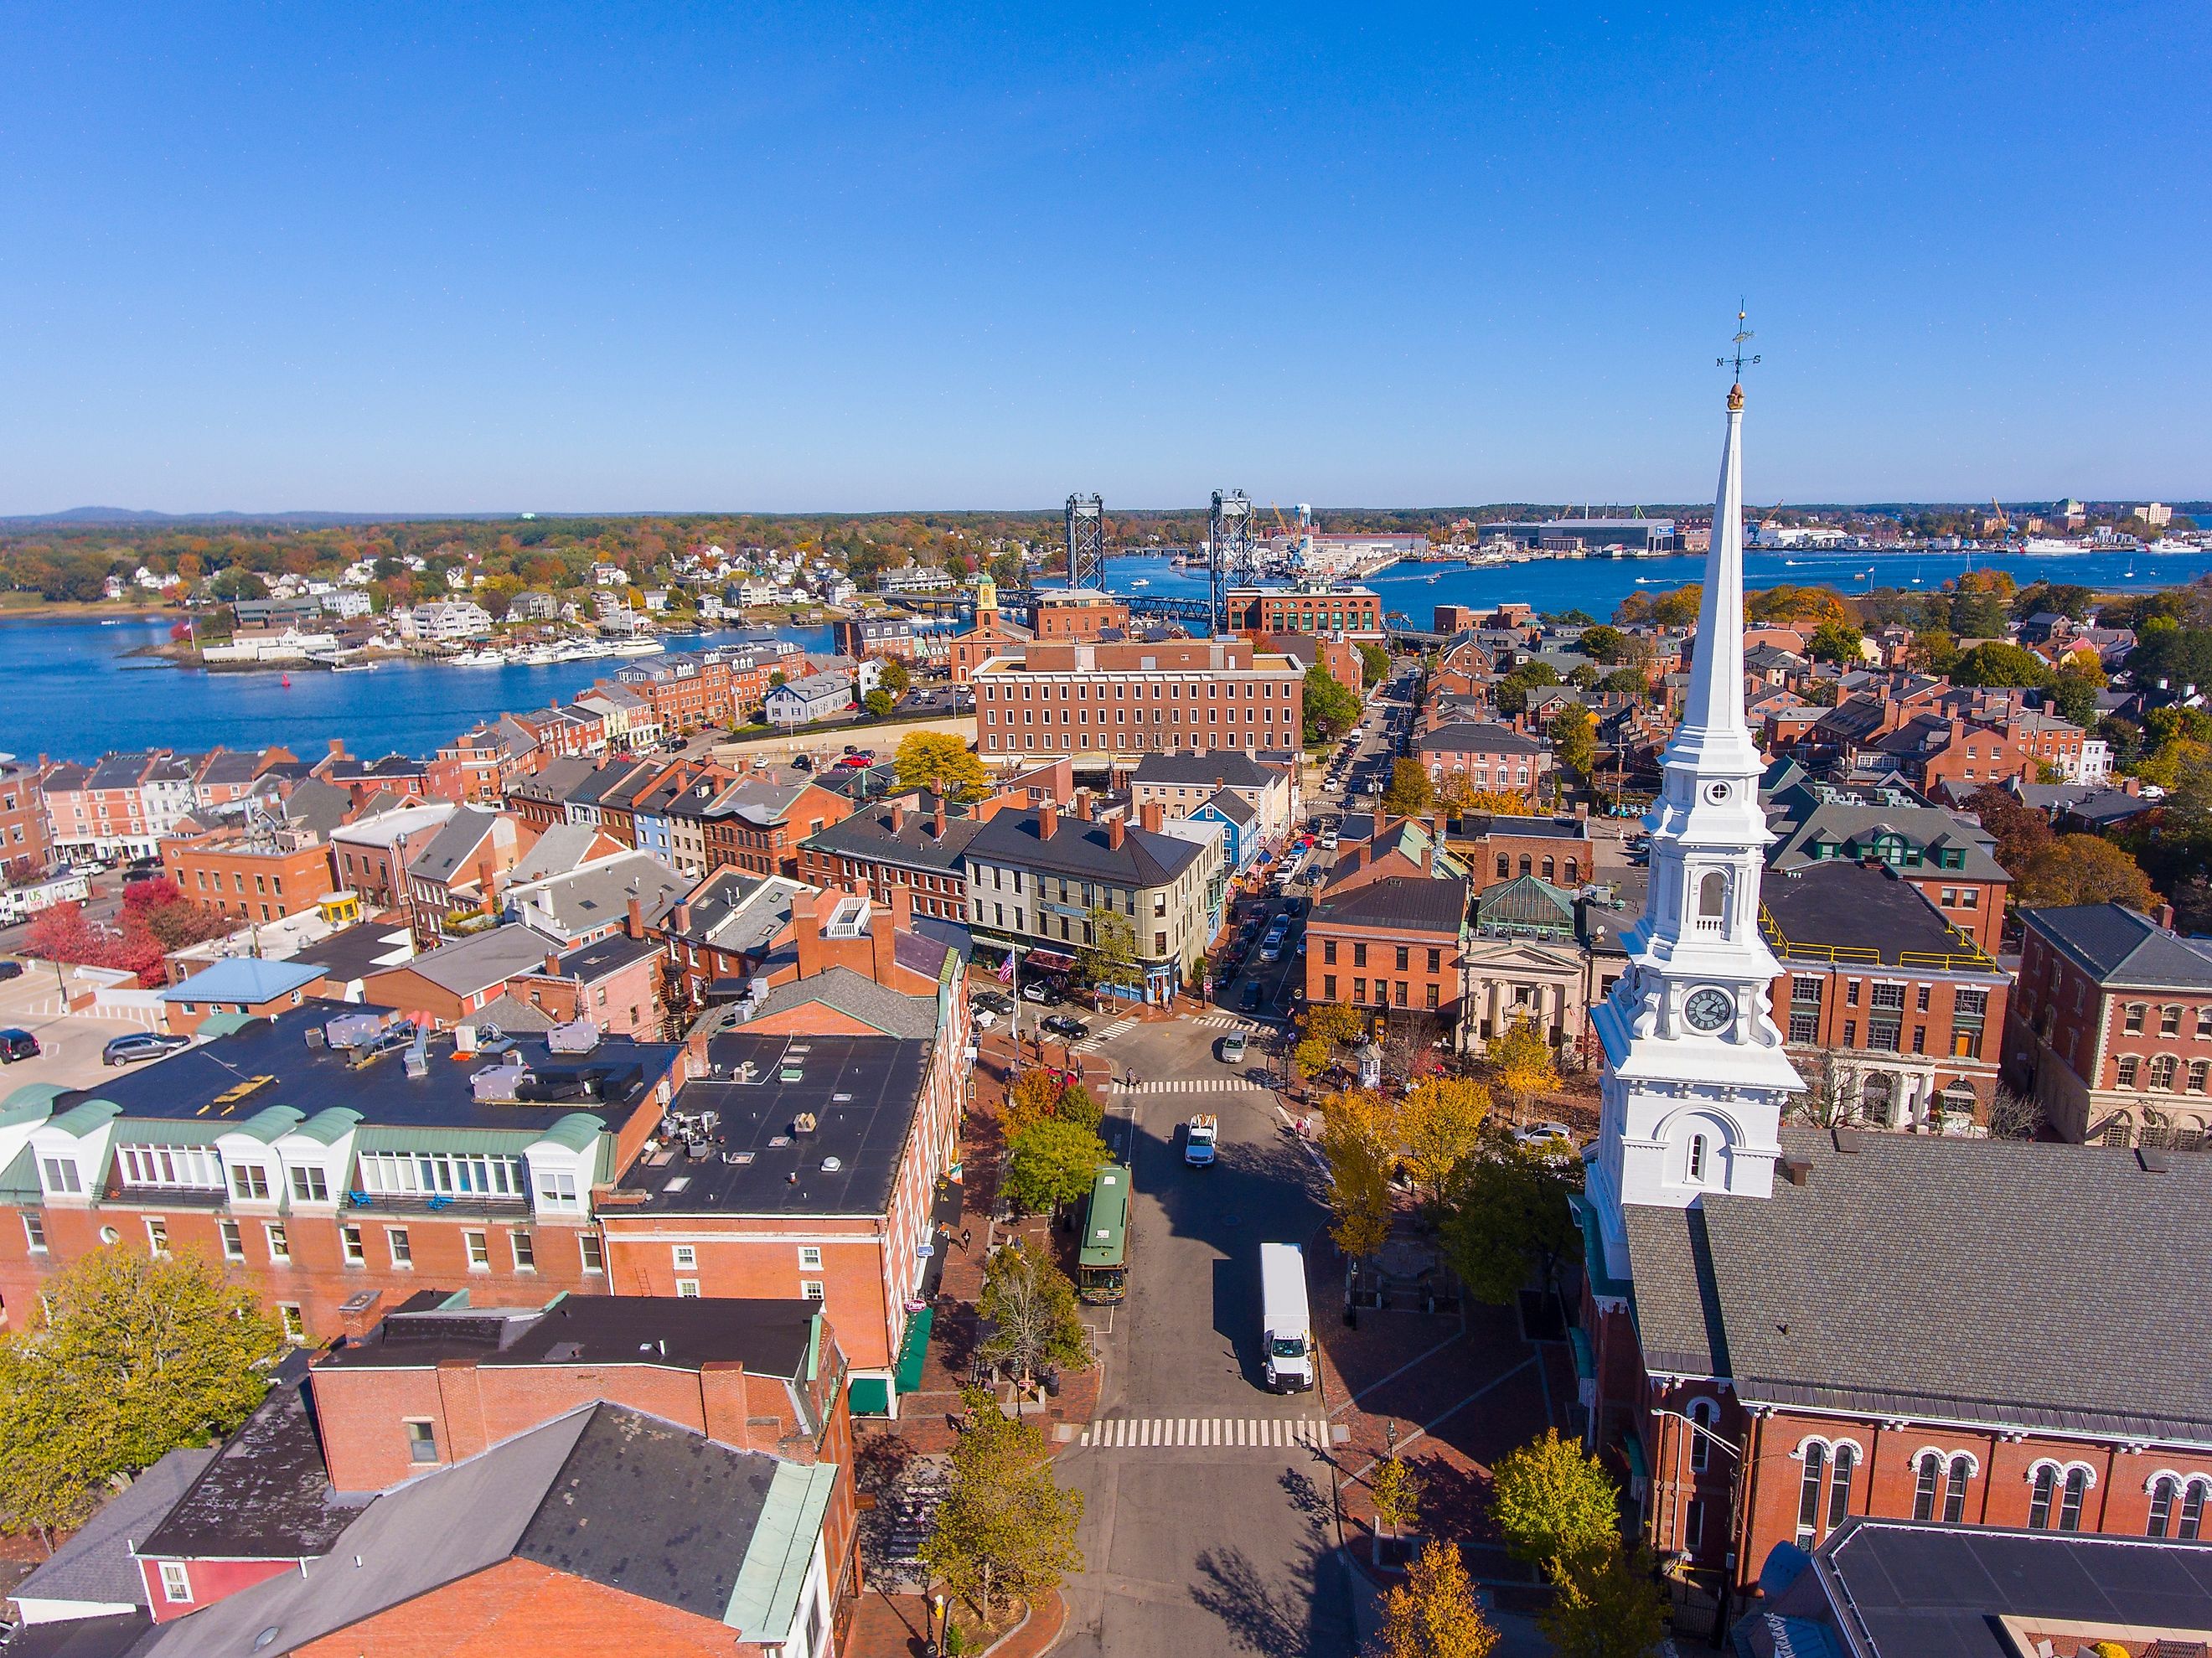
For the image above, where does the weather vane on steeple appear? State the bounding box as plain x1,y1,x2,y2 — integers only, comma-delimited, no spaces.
1718,303,1759,409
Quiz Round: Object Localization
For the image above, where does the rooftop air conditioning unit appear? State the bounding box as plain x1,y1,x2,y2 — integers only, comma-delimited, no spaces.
792,1112,819,1135
548,1019,602,1053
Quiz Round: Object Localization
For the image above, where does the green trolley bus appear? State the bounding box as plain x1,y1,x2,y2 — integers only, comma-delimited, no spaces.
1078,1163,1130,1304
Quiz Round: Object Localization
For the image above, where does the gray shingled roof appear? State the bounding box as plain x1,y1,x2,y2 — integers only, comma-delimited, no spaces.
967,808,1202,888
406,805,500,886
2023,903,2212,989
14,1448,214,1610
1414,720,1544,757
1622,1128,2212,1443
509,823,607,883
746,966,939,1038
801,803,979,877
390,924,563,996
1131,750,1279,788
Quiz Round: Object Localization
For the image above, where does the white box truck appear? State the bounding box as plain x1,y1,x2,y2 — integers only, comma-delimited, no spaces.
1259,1242,1315,1393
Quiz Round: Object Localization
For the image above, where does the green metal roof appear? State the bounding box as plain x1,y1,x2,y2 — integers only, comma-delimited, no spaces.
232,1104,307,1144
533,1112,605,1154
354,1124,546,1155
116,1117,230,1147
0,1084,65,1129
724,1459,839,1642
0,1145,39,1202
1474,874,1576,934
194,1010,262,1039
292,1107,364,1146
44,1100,121,1138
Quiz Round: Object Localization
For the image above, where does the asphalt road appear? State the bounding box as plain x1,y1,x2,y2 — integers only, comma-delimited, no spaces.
1053,1013,1357,1658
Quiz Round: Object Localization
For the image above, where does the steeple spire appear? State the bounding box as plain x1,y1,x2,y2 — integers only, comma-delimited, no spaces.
1680,375,1754,742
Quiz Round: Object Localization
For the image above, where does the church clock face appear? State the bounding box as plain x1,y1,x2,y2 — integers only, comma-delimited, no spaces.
1683,986,1734,1032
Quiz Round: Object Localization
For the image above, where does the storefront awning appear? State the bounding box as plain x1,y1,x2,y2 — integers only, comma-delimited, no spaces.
892,1307,935,1394
849,1376,892,1417
1022,948,1078,972
1622,1428,1649,1485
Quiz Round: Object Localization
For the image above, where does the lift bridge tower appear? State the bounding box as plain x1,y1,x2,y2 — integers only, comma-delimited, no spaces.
1065,494,1106,592
1207,488,1255,634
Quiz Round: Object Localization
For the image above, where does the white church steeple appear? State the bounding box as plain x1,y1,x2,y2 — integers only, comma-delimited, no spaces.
1589,324,1802,1258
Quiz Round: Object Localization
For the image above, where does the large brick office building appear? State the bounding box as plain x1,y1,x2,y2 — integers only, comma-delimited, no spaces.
973,636,1305,762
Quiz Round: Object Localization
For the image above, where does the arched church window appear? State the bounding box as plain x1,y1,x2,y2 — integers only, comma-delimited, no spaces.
1687,1134,1708,1183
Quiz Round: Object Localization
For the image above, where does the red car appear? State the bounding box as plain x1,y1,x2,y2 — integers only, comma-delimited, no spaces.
837,754,873,769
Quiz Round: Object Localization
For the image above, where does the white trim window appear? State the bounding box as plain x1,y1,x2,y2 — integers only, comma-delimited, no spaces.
159,1562,192,1604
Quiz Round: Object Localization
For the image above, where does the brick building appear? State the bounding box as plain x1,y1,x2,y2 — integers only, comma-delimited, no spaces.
798,797,982,923
2008,901,2212,1149
0,1003,691,1341
1129,748,1298,850
1584,1131,2212,1605
974,636,1305,762
1222,581,1385,639
161,824,338,925
598,961,971,1404
0,757,54,882
1761,859,2009,1128
1305,873,1470,1025
1026,586,1129,640
1413,721,1551,799
328,802,459,908
698,772,855,879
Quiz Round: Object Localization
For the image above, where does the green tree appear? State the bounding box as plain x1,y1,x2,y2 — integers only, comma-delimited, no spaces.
1398,1077,1492,1206
1382,759,1435,818
1439,1151,1578,1305
1951,641,2054,689
1550,705,1596,781
0,1247,284,1546
2050,662,2106,728
1538,1545,1667,1658
1372,1539,1499,1658
1304,660,1361,743
895,731,991,802
1002,1123,1110,1216
878,657,913,696
1492,661,1559,716
1949,589,2012,639
1357,641,1391,686
976,1243,1093,1390
1912,628,1960,674
1489,1428,1622,1572
922,1388,1085,1619
1369,1454,1424,1549
862,689,897,718
1804,619,1865,666
1074,904,1143,1002
1575,624,1626,663
1597,666,1649,698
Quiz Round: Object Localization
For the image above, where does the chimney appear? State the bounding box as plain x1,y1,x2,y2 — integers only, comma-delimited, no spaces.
543,951,561,977
348,781,366,811
870,898,897,986
890,802,907,836
933,800,948,839
672,900,692,935
1140,800,1165,834
1109,817,1126,851
1074,791,1093,821
1039,803,1059,842
625,895,643,940
328,738,347,759
1780,1156,1812,1186
793,890,823,979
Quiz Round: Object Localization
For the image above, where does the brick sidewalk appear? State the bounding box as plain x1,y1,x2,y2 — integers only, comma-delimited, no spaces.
1306,1231,1578,1607
845,1586,1067,1658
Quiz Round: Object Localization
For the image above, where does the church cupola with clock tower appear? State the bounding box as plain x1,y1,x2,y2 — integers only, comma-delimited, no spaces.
1589,322,1803,1257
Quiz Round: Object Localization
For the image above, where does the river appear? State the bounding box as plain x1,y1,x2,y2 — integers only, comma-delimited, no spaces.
0,619,833,763
1,545,2204,762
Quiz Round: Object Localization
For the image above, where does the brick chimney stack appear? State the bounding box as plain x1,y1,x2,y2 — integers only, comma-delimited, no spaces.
543,951,561,977
1140,800,1165,834
933,800,948,839
869,896,897,985
1039,803,1059,843
890,801,907,836
1074,791,1093,821
793,889,824,979
1109,816,1126,851
625,895,643,940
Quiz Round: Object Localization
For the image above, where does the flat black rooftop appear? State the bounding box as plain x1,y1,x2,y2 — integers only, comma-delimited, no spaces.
322,1291,819,1380
615,1032,928,1217
58,1000,680,1134
1761,859,1987,968
139,1362,363,1560
1814,1518,2212,1658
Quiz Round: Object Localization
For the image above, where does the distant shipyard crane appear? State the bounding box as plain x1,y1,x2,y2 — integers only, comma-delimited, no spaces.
1207,488,1255,634
1065,494,1106,591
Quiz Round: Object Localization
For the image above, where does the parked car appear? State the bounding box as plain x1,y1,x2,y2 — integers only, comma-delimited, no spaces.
104,1031,190,1066
1512,1121,1578,1160
1021,980,1058,1005
0,961,22,982
970,990,1016,1016
971,1009,998,1031
1241,983,1263,1012
0,1029,39,1063
1041,1014,1088,1041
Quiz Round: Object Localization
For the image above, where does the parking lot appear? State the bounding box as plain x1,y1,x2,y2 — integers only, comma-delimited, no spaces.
0,960,169,1092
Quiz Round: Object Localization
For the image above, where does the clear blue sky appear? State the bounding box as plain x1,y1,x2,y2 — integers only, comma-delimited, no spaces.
3,3,2205,514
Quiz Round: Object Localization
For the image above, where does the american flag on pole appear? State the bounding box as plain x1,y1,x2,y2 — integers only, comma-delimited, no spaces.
996,954,1016,984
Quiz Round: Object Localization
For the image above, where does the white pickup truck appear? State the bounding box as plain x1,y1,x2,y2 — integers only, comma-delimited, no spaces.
1184,1113,1218,1168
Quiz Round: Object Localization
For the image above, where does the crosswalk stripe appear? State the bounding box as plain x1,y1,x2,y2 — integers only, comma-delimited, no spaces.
1134,1078,1270,1094
1078,1418,1327,1450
